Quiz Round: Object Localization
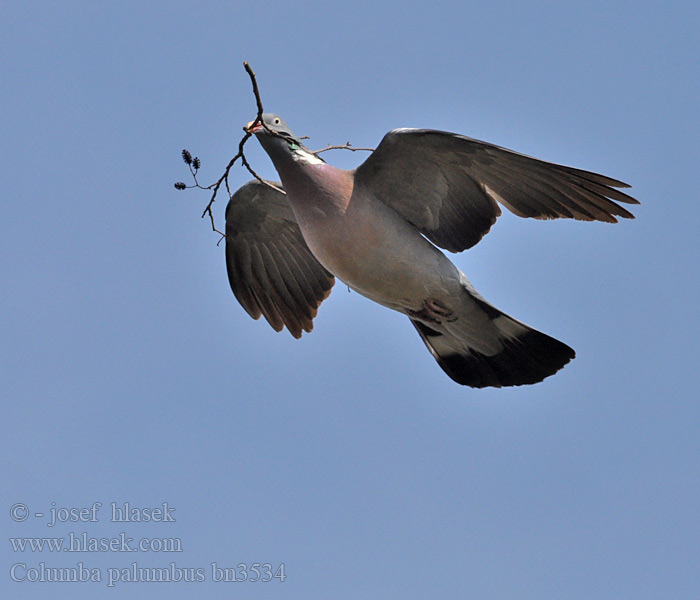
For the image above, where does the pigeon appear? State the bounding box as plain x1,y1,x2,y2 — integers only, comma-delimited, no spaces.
225,113,638,387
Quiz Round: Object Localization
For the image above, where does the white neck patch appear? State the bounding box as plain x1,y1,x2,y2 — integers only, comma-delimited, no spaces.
290,143,325,166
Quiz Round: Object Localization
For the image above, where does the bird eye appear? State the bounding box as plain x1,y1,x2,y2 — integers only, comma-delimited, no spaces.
273,118,280,125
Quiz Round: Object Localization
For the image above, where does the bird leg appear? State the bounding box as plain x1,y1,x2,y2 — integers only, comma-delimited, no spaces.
406,298,456,324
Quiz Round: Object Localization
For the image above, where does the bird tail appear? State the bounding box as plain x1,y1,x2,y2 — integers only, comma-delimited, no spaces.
410,295,575,388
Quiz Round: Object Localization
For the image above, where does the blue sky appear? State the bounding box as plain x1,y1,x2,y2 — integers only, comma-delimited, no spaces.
2,1,699,598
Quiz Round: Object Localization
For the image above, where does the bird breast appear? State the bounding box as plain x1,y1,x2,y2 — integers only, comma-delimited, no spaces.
286,176,460,311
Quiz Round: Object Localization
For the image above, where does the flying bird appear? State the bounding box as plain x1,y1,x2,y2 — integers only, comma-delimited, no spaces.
225,114,638,387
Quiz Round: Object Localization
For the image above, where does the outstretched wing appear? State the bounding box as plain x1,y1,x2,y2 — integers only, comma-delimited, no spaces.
354,128,638,252
225,180,335,338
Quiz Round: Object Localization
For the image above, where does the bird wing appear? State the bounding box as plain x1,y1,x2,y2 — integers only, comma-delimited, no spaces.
225,180,335,338
354,128,638,252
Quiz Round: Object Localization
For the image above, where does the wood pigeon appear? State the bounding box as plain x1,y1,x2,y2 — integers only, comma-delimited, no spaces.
225,114,638,388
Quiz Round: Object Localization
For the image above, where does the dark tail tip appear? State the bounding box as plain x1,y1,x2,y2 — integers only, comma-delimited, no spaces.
412,320,575,388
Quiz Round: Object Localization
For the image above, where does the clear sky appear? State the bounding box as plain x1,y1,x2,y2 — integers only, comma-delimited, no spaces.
2,1,699,598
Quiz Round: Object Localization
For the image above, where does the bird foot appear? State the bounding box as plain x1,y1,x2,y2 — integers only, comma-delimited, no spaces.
406,298,456,324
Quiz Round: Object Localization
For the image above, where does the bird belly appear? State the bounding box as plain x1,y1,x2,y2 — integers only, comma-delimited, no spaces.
296,202,461,313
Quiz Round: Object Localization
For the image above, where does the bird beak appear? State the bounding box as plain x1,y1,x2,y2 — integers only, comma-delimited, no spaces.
245,120,263,133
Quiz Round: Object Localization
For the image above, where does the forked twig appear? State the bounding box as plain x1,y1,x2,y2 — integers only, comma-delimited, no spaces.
189,63,277,241
175,62,370,242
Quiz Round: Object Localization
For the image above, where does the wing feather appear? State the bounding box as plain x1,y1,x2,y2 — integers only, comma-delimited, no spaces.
225,180,335,338
354,128,638,252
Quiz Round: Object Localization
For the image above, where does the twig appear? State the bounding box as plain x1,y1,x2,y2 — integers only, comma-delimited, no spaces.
244,62,265,125
312,142,374,155
178,62,368,241
199,63,281,238
241,153,285,194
